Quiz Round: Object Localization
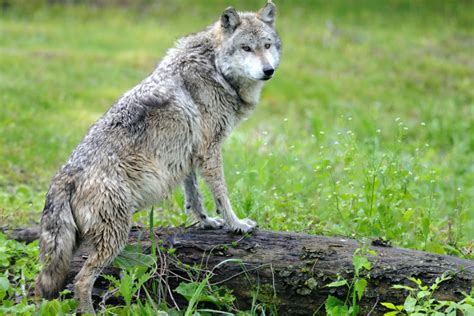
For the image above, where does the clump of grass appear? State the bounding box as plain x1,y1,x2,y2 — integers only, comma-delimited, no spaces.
382,274,474,315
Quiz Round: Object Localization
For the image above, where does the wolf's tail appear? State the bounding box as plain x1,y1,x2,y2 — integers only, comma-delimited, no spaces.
35,190,78,299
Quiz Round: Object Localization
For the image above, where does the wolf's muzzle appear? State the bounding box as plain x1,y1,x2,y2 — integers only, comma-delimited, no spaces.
261,66,275,80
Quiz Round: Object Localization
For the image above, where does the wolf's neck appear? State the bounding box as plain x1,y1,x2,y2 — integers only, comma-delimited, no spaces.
236,80,264,105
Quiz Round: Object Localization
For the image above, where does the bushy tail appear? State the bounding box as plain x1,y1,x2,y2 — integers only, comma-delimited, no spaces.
36,192,78,299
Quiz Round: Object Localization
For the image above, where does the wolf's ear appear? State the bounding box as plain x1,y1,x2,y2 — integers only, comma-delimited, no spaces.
257,0,276,26
221,7,241,33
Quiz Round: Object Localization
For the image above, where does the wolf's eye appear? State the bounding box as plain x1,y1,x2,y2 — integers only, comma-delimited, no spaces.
264,43,272,49
241,45,252,52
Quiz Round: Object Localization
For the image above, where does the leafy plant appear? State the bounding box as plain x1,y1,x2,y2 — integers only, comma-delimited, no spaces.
324,246,375,315
0,232,40,315
36,290,79,316
102,265,155,312
382,274,474,315
175,281,235,313
175,259,242,315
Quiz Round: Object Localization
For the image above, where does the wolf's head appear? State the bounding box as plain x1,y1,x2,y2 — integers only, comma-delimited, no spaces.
215,1,281,85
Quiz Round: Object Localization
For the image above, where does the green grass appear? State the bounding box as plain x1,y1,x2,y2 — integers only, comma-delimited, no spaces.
0,0,472,260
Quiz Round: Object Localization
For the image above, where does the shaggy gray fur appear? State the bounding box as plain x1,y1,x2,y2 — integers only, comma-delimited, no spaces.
36,1,281,313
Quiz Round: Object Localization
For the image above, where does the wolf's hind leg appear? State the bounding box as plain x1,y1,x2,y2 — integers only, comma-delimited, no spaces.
74,211,131,314
184,170,224,229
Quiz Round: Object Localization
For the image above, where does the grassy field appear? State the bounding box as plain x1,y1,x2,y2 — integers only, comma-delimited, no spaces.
0,0,473,256
1,0,473,255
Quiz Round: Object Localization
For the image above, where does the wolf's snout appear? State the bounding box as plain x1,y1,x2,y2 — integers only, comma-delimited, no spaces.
263,67,274,77
261,66,275,80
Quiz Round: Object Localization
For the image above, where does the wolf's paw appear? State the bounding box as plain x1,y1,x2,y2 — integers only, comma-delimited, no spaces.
199,216,225,229
229,218,257,234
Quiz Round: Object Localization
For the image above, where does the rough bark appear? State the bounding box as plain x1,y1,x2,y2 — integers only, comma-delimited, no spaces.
5,226,474,315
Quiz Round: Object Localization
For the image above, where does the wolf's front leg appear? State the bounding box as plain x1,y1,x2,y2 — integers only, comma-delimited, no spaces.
183,170,224,229
200,146,257,233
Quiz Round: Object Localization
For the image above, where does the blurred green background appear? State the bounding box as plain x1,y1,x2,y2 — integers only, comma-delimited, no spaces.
0,0,472,256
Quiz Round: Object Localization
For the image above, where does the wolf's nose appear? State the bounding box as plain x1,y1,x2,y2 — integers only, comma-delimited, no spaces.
263,67,274,77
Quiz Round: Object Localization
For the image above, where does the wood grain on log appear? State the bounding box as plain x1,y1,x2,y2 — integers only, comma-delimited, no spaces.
5,227,474,315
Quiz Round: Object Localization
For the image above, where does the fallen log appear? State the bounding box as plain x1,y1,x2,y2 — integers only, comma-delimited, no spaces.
5,226,474,315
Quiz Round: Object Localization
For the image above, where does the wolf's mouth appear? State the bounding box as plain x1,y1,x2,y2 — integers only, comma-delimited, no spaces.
260,75,273,81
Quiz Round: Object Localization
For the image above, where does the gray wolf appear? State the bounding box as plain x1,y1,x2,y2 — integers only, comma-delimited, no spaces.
35,1,281,313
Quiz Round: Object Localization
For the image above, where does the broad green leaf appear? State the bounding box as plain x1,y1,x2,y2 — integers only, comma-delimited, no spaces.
325,295,345,308
113,247,155,269
0,276,9,291
381,302,397,310
348,304,360,315
403,295,416,313
325,295,348,316
459,305,474,314
175,281,225,307
61,299,78,313
0,276,9,301
417,290,430,299
41,299,62,315
408,277,422,286
175,281,200,301
354,278,367,300
353,255,371,273
368,249,377,256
